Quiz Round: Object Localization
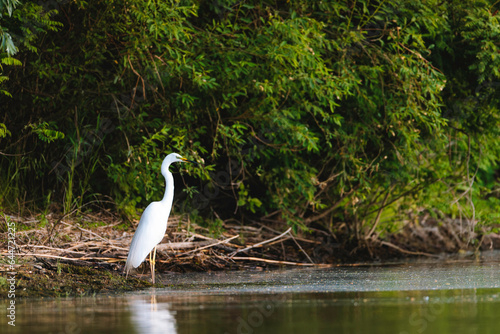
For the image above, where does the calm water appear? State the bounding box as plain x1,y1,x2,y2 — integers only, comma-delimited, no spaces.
2,252,499,334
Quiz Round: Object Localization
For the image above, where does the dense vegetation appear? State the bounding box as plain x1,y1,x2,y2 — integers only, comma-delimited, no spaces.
1,0,499,250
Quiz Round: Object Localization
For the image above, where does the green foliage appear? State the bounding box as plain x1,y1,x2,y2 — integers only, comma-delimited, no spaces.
0,0,21,17
0,34,16,55
28,122,65,143
1,56,20,66
0,0,498,247
11,1,62,53
0,0,20,56
0,0,60,97
237,183,262,214
0,122,10,137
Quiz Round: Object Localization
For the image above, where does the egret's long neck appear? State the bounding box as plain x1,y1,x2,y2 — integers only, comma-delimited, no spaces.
161,170,175,204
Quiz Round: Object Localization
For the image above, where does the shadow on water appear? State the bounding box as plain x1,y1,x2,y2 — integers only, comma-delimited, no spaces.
2,251,500,334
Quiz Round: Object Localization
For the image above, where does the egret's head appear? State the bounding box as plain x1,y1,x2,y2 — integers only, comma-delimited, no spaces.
161,153,197,177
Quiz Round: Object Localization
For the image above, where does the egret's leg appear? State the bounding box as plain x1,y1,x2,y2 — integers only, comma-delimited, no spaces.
150,246,157,284
153,246,157,283
149,250,154,284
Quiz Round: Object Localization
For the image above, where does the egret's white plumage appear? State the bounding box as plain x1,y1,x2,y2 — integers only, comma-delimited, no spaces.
124,153,194,283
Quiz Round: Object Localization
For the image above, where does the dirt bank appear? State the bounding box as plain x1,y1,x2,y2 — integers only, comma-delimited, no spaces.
1,212,498,298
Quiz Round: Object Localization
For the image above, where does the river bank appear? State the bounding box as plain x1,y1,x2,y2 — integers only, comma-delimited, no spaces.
1,211,499,298
2,256,500,334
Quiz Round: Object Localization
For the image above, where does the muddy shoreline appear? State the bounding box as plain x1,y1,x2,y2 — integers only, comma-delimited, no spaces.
1,212,499,298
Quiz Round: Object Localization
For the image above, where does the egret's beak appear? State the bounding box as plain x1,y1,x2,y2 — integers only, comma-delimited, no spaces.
181,157,198,165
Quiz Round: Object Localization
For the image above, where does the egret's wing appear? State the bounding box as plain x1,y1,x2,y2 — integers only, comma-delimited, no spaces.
124,202,169,273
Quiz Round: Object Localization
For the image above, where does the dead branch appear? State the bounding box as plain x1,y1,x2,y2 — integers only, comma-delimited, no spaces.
290,234,315,264
229,227,292,257
379,241,440,258
174,235,239,256
231,256,330,267
156,240,214,250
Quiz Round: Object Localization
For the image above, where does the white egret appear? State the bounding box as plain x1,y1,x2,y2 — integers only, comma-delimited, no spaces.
124,153,196,283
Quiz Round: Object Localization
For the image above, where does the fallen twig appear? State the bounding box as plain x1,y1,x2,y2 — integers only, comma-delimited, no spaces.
19,244,87,255
229,227,292,257
156,240,214,250
176,235,239,257
290,235,315,264
59,221,109,242
64,241,128,252
379,241,440,258
12,253,124,262
231,256,331,267
12,253,84,262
